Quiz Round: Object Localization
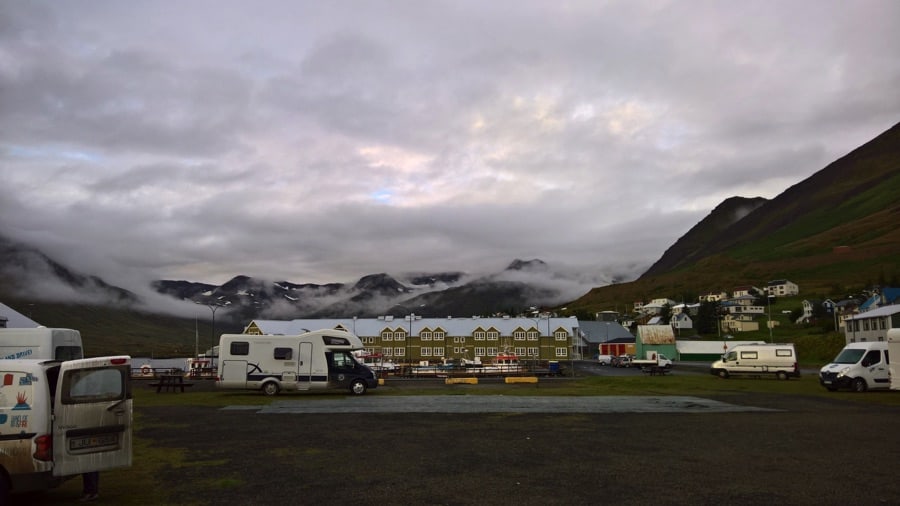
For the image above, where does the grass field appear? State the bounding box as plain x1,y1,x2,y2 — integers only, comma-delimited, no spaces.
25,373,900,505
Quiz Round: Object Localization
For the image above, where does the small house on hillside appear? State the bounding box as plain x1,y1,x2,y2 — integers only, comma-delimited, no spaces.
767,279,799,297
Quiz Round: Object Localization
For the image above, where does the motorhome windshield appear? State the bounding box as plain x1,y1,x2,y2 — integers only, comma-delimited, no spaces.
833,348,865,364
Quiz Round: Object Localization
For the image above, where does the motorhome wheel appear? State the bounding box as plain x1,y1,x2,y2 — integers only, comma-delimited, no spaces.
717,369,729,379
263,382,280,396
350,379,367,395
777,371,788,380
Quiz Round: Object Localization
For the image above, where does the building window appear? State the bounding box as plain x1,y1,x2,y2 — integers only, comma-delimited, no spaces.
487,331,499,340
421,331,432,341
382,332,393,341
514,331,526,341
395,332,406,342
528,331,539,340
383,348,393,357
434,331,445,341
475,347,486,357
555,347,568,357
527,347,538,356
454,336,466,343
515,347,526,356
555,331,567,341
433,347,445,356
454,347,466,354
421,347,432,357
487,347,498,356
395,348,405,357
474,331,486,340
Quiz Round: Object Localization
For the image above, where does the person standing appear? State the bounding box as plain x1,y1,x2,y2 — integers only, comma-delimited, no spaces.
80,472,99,502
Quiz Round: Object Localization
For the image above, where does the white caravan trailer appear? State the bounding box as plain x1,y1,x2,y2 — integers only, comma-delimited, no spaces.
820,341,891,392
710,343,799,380
0,356,133,500
889,329,900,391
0,328,83,361
217,329,379,395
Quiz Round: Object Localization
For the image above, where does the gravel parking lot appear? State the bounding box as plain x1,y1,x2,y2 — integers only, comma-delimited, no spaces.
124,384,900,506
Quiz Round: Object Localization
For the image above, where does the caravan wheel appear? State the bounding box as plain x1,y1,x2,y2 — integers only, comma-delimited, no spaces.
776,371,789,381
350,379,367,395
262,382,280,396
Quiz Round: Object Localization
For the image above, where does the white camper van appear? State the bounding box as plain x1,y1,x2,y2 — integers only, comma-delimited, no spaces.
217,329,379,396
889,329,900,391
710,343,799,380
0,328,83,361
819,341,890,392
0,356,133,499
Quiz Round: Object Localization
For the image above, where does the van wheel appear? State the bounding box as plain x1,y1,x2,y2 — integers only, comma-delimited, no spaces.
717,370,729,379
776,371,788,380
262,382,280,396
852,378,867,393
350,379,367,395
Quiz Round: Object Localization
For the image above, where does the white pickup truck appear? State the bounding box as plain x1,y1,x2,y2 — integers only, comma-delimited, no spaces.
632,351,674,374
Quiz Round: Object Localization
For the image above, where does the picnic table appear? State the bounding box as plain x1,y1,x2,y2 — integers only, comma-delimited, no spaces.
149,374,194,393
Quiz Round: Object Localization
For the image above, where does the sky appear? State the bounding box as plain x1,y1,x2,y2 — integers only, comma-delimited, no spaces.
2,0,899,298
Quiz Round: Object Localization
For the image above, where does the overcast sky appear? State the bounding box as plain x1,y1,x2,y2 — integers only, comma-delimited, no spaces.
2,1,899,294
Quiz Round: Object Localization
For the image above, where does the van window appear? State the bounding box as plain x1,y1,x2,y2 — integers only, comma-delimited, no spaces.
776,349,793,357
833,348,865,364
56,346,84,361
740,351,758,359
61,366,128,404
860,350,881,367
273,347,293,360
230,342,250,356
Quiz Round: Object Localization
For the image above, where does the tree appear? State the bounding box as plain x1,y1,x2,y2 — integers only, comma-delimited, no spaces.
696,300,720,334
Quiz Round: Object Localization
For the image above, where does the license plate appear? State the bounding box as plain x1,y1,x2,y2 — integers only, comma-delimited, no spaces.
823,380,832,385
69,433,118,451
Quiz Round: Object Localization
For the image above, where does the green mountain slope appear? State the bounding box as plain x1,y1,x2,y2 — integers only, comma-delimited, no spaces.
571,121,900,312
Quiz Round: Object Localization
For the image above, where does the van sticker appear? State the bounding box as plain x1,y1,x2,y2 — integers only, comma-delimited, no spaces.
0,414,7,424
13,392,30,410
18,373,36,386
10,414,28,429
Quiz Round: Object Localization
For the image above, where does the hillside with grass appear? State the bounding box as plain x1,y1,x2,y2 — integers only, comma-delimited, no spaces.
571,122,900,313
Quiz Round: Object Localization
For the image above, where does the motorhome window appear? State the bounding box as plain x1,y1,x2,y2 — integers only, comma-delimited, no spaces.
230,342,250,355
861,350,881,367
740,351,758,359
273,347,293,360
332,351,356,370
833,348,864,364
725,351,737,361
62,367,125,404
776,349,793,357
324,336,350,346
55,346,84,361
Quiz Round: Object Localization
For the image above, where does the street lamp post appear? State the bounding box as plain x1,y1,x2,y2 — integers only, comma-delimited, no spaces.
207,304,221,358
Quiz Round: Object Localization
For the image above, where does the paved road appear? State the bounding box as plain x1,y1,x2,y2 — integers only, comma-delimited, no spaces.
229,395,777,414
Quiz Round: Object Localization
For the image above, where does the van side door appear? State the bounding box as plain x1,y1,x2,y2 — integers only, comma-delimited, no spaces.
861,350,890,386
52,356,132,477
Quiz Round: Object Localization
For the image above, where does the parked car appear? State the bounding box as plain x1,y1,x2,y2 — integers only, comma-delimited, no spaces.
615,355,634,368
597,354,613,365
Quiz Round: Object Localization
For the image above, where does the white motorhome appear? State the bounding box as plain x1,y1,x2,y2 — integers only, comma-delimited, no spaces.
0,328,83,361
0,356,133,499
820,341,891,392
888,329,900,391
217,329,379,395
710,343,799,380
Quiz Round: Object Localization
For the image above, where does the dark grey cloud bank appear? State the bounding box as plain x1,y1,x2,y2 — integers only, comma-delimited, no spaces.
2,1,899,302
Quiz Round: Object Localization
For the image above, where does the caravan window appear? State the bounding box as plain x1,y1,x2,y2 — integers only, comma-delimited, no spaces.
740,351,758,359
230,342,250,356
273,347,293,360
776,349,793,357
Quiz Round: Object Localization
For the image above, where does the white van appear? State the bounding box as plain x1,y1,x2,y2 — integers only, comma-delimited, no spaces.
710,343,799,380
217,329,379,395
889,329,900,391
0,328,83,361
819,341,890,392
0,356,133,499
